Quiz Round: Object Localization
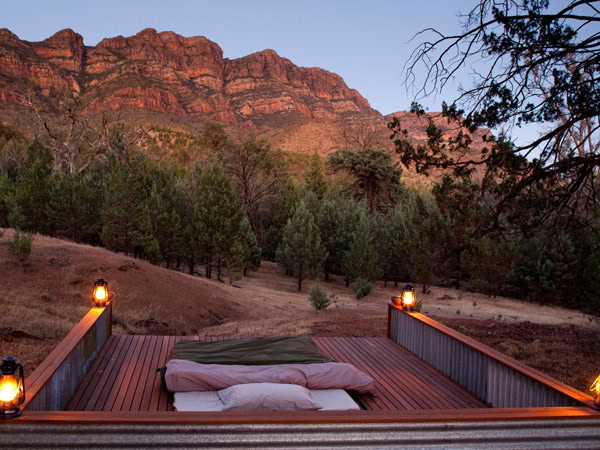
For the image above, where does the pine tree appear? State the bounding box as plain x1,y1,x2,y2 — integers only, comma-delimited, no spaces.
397,190,445,291
316,197,341,280
276,201,326,291
308,282,330,312
343,212,382,284
265,177,299,259
304,151,327,199
12,141,54,233
194,164,244,281
240,216,261,275
371,208,404,287
333,200,365,286
228,240,246,284
49,172,103,244
0,172,15,228
100,163,151,256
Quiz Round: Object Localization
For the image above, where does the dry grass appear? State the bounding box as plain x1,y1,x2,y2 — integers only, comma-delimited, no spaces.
1,228,599,386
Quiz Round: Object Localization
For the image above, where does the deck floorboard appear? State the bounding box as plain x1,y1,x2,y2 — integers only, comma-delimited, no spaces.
68,335,487,411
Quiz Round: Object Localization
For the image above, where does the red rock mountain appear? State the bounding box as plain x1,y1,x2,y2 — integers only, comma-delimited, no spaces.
0,28,490,158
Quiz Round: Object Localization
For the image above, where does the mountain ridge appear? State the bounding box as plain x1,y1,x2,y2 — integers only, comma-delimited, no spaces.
0,28,489,158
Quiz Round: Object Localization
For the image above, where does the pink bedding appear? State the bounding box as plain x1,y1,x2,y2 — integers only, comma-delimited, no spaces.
165,359,375,394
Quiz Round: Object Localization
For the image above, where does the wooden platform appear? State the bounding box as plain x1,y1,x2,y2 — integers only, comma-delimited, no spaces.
66,336,486,412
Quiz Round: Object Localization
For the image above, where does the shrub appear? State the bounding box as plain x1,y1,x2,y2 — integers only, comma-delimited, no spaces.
352,278,372,300
414,299,423,313
309,282,330,312
8,229,33,268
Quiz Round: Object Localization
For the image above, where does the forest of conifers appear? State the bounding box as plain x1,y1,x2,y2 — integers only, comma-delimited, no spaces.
1,120,599,315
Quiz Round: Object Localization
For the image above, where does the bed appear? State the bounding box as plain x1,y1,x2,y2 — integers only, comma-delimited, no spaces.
160,337,375,412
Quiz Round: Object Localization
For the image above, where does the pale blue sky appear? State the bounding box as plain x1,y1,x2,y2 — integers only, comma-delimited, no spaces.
2,0,479,114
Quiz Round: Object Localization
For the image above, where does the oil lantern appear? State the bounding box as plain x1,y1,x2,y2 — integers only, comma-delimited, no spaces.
0,356,25,419
591,375,600,411
92,278,111,307
401,284,416,311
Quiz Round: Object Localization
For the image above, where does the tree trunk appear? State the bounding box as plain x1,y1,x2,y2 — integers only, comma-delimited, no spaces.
345,276,350,288
297,275,302,291
188,258,194,275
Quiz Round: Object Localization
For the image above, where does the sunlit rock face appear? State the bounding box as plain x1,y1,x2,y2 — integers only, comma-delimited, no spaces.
0,28,489,158
0,28,379,132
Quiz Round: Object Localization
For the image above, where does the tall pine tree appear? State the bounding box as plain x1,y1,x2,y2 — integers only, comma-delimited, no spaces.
343,212,381,284
276,200,326,291
304,150,327,199
194,164,244,280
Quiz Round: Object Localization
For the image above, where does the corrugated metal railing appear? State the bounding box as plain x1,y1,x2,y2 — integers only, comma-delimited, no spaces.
24,305,112,411
4,419,600,448
389,306,587,408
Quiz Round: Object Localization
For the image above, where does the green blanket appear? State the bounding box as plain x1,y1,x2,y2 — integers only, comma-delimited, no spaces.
169,336,332,366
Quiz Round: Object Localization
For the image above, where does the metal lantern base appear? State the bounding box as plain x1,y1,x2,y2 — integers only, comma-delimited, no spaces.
0,407,22,419
593,401,600,411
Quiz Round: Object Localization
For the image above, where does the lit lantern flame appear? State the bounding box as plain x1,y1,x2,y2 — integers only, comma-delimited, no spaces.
402,290,415,307
0,377,18,403
92,278,111,307
401,284,417,310
591,375,600,398
0,356,24,418
94,285,107,302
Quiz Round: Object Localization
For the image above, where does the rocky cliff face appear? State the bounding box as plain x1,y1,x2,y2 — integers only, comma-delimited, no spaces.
0,28,490,158
0,28,381,137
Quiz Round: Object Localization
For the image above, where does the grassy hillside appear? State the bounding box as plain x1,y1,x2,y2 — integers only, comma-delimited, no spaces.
1,229,599,391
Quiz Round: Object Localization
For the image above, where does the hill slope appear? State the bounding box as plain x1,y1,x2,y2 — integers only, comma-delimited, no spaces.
1,230,599,391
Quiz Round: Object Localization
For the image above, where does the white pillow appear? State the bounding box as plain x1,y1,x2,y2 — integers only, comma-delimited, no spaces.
217,383,322,411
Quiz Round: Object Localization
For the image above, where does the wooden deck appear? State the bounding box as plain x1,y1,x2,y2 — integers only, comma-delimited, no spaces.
66,336,486,412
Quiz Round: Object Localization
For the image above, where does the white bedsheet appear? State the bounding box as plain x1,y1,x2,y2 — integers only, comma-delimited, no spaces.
173,388,360,412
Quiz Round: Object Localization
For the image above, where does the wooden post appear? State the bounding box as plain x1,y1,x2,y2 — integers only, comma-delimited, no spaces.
387,303,392,339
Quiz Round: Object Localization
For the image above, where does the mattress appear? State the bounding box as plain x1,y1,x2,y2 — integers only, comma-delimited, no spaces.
173,388,361,412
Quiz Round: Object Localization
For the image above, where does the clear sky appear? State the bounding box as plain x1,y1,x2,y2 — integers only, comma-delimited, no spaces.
2,0,481,115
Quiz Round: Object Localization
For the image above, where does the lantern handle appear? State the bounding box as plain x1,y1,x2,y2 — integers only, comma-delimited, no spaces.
16,363,25,404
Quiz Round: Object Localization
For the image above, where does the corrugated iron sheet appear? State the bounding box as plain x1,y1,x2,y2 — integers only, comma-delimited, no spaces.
26,306,111,412
390,308,580,408
2,419,600,448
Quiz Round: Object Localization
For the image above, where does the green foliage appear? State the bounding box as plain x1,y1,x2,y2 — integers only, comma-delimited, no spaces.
2,109,599,317
352,278,372,300
240,216,261,274
8,229,33,268
398,1,600,226
276,200,326,291
304,151,328,199
413,299,423,313
10,140,54,233
228,240,246,284
264,177,299,259
308,282,330,312
462,234,518,298
0,172,15,228
100,160,151,255
49,172,104,244
316,196,363,283
343,212,381,284
221,134,286,238
370,208,404,286
198,120,230,154
396,190,445,290
193,163,245,280
327,147,402,212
